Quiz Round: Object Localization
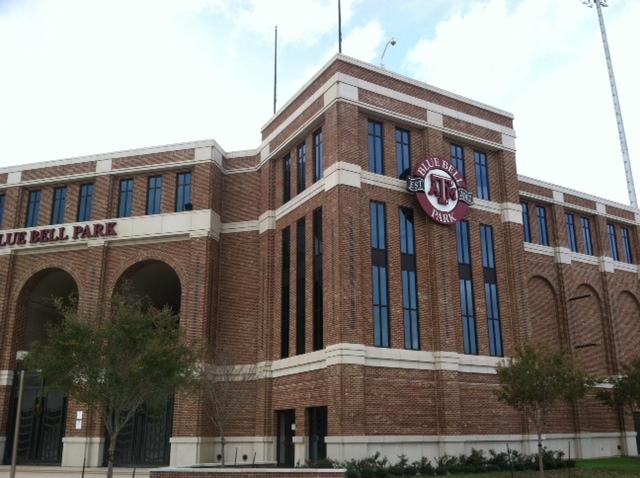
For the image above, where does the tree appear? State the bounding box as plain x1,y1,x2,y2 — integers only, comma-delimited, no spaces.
496,344,591,478
26,293,197,478
597,355,640,445
197,346,256,466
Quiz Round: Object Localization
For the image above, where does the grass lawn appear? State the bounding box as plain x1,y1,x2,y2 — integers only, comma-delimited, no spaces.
413,457,640,477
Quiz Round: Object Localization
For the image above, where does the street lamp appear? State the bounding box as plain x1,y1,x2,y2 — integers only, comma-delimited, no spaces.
380,38,396,69
582,0,637,208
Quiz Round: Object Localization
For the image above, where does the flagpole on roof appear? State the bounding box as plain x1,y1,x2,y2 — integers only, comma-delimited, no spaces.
273,26,278,115
338,0,342,53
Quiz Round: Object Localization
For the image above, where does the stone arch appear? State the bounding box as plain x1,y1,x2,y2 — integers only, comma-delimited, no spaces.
613,291,640,366
568,284,608,377
112,259,182,314
526,276,562,347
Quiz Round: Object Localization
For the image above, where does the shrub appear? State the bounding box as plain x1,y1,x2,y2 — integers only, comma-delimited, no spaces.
305,447,575,476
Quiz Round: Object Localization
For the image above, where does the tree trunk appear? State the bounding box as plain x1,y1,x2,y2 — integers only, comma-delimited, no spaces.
107,432,118,478
537,431,544,478
221,435,226,466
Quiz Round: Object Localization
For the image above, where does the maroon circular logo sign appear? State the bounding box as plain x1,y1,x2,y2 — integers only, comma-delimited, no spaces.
407,156,473,225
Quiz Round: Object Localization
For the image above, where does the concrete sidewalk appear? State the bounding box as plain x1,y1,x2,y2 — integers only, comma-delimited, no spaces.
0,467,150,478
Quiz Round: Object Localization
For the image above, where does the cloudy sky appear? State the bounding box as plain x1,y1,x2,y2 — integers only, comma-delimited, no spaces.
0,0,638,205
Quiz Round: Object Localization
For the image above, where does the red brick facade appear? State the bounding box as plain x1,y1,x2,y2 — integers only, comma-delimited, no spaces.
0,55,638,468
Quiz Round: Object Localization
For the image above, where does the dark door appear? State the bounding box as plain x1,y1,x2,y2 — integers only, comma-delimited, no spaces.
104,397,174,467
277,409,295,467
2,372,67,465
634,413,640,455
307,406,327,463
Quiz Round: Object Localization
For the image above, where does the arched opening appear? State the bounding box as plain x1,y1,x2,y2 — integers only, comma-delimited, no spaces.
107,260,181,468
614,291,640,366
568,284,608,377
3,269,78,466
117,260,181,313
526,276,561,347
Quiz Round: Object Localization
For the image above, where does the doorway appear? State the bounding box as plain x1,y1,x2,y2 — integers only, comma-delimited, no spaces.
276,409,295,467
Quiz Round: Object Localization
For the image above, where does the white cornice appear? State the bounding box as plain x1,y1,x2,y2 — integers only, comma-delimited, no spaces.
519,175,639,215
261,54,513,133
0,209,221,255
249,344,505,379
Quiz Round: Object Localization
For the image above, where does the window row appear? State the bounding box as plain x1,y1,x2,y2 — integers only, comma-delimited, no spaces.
281,208,323,358
12,172,192,229
368,202,503,355
522,201,635,263
456,220,503,356
368,120,491,200
282,129,323,204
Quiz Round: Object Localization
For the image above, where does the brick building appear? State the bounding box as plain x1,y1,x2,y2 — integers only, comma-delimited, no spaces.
0,54,638,469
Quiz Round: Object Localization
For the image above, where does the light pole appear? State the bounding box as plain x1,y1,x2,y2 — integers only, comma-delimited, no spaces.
583,0,637,208
380,38,396,69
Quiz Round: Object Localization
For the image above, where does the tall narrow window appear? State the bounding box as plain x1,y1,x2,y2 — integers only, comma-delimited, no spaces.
281,227,291,358
456,220,477,355
621,227,634,264
370,201,389,347
536,206,549,246
26,190,41,227
297,142,306,194
312,208,323,351
283,154,291,203
296,217,306,355
50,186,67,225
474,151,490,200
396,128,411,179
77,183,93,222
450,144,465,177
368,120,383,174
0,194,5,228
118,178,134,218
480,224,503,357
313,130,323,182
399,207,419,350
175,172,192,212
608,224,619,261
521,202,531,243
146,175,163,215
581,217,593,255
566,213,578,252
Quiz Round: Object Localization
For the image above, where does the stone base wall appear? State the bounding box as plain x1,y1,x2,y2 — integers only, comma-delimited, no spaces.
150,469,345,478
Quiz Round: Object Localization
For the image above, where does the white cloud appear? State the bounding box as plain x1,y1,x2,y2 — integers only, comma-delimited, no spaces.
405,0,640,205
232,0,362,47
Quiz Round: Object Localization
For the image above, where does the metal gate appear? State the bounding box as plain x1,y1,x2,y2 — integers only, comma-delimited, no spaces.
104,397,173,467
2,372,67,465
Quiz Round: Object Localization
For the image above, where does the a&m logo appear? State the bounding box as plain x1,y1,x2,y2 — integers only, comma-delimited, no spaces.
407,156,473,225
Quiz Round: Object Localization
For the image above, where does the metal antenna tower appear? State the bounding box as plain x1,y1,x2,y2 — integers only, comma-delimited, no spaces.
583,0,637,207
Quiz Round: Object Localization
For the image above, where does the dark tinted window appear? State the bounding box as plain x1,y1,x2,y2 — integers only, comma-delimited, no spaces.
368,120,384,174
118,179,134,218
175,172,192,212
474,151,490,200
146,176,163,215
77,184,93,222
26,190,41,227
51,186,67,225
313,130,323,182
396,128,411,179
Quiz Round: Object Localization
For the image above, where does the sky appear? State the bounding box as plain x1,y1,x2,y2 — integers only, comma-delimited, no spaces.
0,0,638,206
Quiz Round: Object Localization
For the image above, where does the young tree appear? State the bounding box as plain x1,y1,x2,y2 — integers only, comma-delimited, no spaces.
496,344,591,478
597,355,640,441
197,346,257,466
26,294,197,478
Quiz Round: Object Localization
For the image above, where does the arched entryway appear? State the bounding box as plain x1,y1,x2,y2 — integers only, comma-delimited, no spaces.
3,269,78,466
106,260,181,468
